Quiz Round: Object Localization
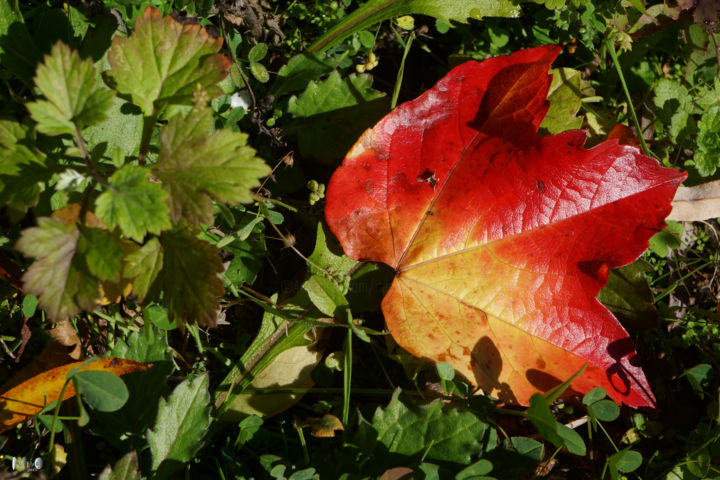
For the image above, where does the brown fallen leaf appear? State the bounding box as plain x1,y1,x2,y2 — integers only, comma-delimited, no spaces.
295,413,344,438
0,358,149,433
668,180,720,222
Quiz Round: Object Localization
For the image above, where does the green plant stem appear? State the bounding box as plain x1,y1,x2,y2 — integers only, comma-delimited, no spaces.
47,378,73,453
605,38,652,157
343,309,353,425
138,113,157,166
391,31,413,109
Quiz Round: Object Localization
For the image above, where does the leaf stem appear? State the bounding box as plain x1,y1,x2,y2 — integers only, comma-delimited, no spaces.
342,309,353,425
605,37,652,157
138,112,157,166
391,31,413,109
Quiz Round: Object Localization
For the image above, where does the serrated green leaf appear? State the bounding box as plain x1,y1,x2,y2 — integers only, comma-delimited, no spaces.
540,68,593,135
105,6,230,115
366,389,490,464
79,227,124,282
0,120,51,213
653,78,693,143
96,323,174,450
648,220,683,257
152,108,270,225
597,260,657,329
309,0,520,52
270,53,336,97
695,104,720,176
147,374,212,479
98,451,141,480
483,436,543,480
145,225,224,327
74,370,129,412
287,71,388,164
96,166,171,242
113,322,173,363
15,217,98,320
26,42,114,136
124,237,163,301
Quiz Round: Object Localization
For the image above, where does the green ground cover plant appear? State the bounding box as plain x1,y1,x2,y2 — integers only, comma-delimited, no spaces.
0,1,719,479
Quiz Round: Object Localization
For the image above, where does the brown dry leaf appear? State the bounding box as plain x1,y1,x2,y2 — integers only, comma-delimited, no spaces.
51,203,104,228
48,319,82,360
0,358,149,433
295,413,344,438
668,180,720,222
378,467,414,480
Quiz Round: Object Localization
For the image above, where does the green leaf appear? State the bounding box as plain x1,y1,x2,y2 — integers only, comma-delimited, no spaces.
96,166,172,242
597,260,657,329
83,95,143,158
648,220,683,257
455,459,493,479
152,108,270,225
248,43,268,62
364,389,490,464
74,370,129,412
436,362,455,381
15,218,98,320
113,322,173,363
695,104,720,176
146,225,225,327
527,394,586,455
124,237,163,301
653,78,693,143
308,0,520,52
540,68,593,135
302,274,348,317
79,227,124,283
483,436,544,480
148,373,212,479
105,6,230,115
588,399,620,422
22,294,38,317
608,449,643,474
222,217,267,287
0,120,51,213
307,222,358,277
95,324,174,450
582,387,607,406
683,363,713,398
98,451,141,480
249,62,270,83
26,42,114,136
270,53,336,97
287,71,388,165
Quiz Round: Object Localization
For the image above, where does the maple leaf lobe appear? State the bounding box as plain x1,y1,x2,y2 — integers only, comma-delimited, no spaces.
326,46,686,408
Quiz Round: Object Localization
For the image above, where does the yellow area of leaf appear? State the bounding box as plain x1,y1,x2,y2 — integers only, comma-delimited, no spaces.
0,358,149,433
222,340,323,421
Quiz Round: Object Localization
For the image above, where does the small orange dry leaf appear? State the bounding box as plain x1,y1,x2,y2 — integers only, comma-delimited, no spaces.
0,358,148,432
295,413,345,438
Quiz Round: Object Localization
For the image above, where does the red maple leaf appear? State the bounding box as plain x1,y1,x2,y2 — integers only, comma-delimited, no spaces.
325,46,686,408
